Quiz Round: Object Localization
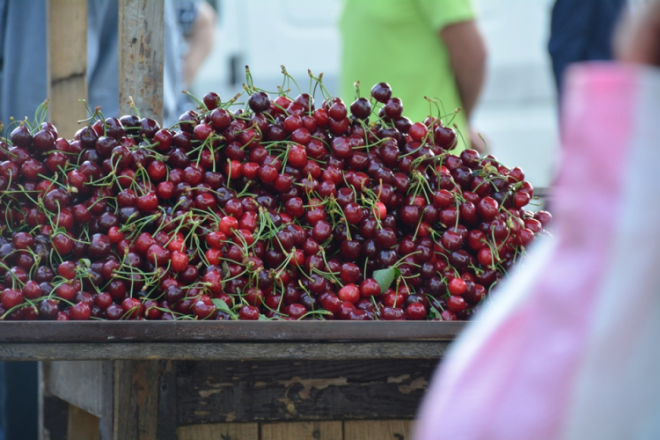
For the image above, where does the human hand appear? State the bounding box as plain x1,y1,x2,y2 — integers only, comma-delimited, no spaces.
615,2,660,66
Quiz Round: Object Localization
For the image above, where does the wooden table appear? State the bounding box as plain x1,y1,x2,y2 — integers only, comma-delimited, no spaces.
0,321,463,440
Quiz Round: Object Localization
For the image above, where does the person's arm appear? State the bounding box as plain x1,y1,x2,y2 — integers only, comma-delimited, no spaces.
615,1,660,66
439,20,487,123
183,1,216,86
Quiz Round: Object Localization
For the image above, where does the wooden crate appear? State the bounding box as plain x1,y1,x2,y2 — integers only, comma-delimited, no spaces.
0,321,463,440
28,3,467,439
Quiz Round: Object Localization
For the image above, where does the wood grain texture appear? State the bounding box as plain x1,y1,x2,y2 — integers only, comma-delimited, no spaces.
344,420,413,440
46,361,112,417
113,360,160,440
0,342,450,361
47,0,88,138
261,421,343,440
157,361,178,440
41,394,68,440
176,423,259,440
118,0,164,121
0,321,464,343
67,405,100,440
176,359,437,424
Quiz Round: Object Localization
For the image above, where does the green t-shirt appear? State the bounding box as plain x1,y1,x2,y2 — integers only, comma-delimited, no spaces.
340,0,476,151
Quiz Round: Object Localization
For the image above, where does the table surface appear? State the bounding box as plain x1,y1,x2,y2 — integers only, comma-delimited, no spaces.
0,321,466,361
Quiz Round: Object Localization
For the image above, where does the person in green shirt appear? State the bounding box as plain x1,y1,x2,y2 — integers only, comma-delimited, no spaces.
340,0,487,152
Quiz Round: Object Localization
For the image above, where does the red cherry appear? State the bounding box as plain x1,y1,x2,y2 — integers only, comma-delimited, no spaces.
359,278,381,298
406,302,427,320
534,210,553,227
337,284,360,304
69,302,91,320
1,289,24,309
441,310,457,321
372,202,387,220
193,123,214,141
146,244,170,266
107,226,124,244
137,191,159,212
448,278,467,296
477,247,494,267
525,218,543,234
192,300,217,319
287,144,307,168
447,296,467,313
225,160,242,179
22,281,42,300
171,251,189,272
205,248,223,265
121,297,143,319
239,305,260,320
219,216,239,236
477,197,499,221
381,307,406,321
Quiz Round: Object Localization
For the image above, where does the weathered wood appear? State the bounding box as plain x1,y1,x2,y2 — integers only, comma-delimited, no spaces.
118,0,164,121
176,359,437,424
176,423,259,440
41,394,68,440
47,0,88,138
46,361,112,417
344,420,413,440
0,342,450,361
0,321,464,343
113,360,160,440
157,360,178,440
261,421,343,440
68,405,100,440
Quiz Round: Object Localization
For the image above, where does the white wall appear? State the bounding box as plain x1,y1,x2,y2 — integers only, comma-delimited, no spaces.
472,0,559,189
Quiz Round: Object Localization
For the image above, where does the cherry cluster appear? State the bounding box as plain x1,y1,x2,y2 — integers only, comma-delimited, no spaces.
0,71,551,321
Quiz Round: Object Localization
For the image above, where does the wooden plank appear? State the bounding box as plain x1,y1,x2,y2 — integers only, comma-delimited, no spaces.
113,360,160,440
41,393,68,440
0,342,450,361
0,321,464,343
118,0,164,122
261,421,342,440
176,359,437,424
157,360,178,440
176,423,259,440
67,405,100,440
344,420,413,440
47,0,88,138
45,361,112,417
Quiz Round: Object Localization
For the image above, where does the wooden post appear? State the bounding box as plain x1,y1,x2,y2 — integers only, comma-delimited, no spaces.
47,0,88,138
118,0,165,122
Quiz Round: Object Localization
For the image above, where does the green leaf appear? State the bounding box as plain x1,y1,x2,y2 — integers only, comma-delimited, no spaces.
79,258,91,268
258,314,269,321
428,307,441,319
372,267,401,293
211,298,236,318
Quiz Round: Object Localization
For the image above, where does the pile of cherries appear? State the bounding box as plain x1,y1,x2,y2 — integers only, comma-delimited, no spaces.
0,72,551,321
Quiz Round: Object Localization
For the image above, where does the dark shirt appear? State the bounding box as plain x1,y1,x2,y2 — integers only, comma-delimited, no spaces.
549,0,627,96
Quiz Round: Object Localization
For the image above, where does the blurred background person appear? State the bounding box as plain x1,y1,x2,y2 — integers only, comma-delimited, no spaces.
339,0,487,152
548,0,627,99
0,0,216,127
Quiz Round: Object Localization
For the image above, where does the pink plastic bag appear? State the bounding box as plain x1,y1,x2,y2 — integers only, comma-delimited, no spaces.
415,63,660,440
